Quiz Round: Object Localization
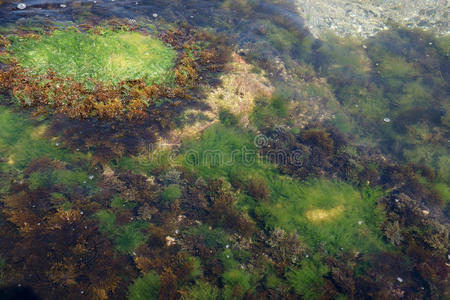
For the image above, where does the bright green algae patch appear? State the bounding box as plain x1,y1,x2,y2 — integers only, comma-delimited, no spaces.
8,29,177,87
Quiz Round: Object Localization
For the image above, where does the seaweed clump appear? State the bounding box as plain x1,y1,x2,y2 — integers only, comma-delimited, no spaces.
0,21,230,121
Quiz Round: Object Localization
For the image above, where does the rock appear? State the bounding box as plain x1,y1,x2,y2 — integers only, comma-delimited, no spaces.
166,236,176,246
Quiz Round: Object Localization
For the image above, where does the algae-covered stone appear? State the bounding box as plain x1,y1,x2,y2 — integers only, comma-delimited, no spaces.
8,29,177,87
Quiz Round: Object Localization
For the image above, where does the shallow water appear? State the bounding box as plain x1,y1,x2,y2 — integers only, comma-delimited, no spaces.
0,0,449,299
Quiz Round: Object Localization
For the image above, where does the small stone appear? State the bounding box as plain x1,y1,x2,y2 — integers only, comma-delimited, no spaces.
166,236,175,246
152,13,158,18
383,117,391,123
17,3,26,9
397,277,403,283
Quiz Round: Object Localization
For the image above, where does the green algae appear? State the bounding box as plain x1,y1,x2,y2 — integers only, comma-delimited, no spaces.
0,13,448,300
8,29,177,87
0,106,76,173
180,124,388,254
222,269,252,300
181,281,219,300
161,184,182,203
250,93,289,130
128,271,160,300
185,225,230,249
286,255,329,300
310,27,449,187
97,209,148,253
259,179,388,254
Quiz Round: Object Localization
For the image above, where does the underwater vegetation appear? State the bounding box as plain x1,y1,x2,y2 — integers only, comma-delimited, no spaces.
7,29,177,87
0,20,230,121
0,20,232,166
128,271,160,300
311,26,449,185
0,3,448,299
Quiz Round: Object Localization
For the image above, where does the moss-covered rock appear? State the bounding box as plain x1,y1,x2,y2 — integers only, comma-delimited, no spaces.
8,29,177,87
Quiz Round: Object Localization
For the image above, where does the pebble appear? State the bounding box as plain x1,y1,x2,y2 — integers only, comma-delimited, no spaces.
383,117,391,123
17,3,26,9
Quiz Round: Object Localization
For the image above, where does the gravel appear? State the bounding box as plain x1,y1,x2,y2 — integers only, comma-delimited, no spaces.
294,0,449,38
